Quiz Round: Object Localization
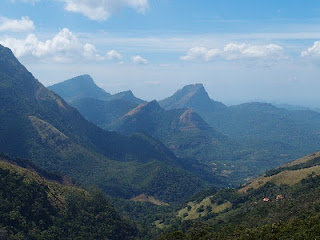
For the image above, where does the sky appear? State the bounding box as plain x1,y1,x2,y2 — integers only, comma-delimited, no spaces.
1,0,320,106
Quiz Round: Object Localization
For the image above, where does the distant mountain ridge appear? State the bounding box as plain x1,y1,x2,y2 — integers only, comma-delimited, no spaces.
47,62,320,187
49,74,111,102
49,74,144,104
49,75,145,127
49,77,247,185
160,83,320,169
0,44,207,202
49,78,235,170
51,78,320,186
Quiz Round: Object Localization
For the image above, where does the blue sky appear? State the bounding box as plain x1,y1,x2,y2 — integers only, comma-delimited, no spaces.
1,0,320,106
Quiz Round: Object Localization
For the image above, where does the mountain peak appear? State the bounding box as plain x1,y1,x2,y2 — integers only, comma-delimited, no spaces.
122,90,134,96
159,83,214,110
0,44,35,84
182,83,205,91
109,90,145,104
175,83,207,97
49,75,111,102
124,100,162,117
69,74,94,84
179,83,209,100
51,74,95,88
146,100,161,109
159,83,227,115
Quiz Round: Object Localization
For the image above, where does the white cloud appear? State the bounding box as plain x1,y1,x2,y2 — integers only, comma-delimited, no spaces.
0,16,35,32
106,49,123,60
0,28,102,62
301,41,320,58
181,43,284,62
180,47,220,61
83,43,104,61
132,55,148,65
62,0,149,21
223,43,284,60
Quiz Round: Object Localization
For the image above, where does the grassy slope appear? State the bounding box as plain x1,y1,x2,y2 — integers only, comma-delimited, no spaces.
157,151,320,239
239,152,320,193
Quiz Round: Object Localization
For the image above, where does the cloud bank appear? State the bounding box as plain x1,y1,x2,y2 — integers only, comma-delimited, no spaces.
0,28,146,64
181,43,284,62
0,28,102,62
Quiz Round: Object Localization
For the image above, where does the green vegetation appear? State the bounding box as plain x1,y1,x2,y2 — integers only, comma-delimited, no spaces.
108,100,247,186
265,153,320,177
177,197,232,220
0,155,137,240
158,152,320,239
110,101,234,164
239,152,320,193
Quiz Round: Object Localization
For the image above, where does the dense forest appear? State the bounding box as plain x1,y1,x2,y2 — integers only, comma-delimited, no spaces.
0,154,137,240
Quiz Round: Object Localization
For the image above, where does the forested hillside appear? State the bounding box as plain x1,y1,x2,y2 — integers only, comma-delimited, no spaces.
0,153,137,240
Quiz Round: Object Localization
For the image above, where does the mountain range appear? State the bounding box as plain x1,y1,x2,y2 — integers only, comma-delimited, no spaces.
50,76,320,185
0,44,208,203
159,84,320,168
49,78,250,184
159,84,320,161
108,100,238,172
49,75,144,129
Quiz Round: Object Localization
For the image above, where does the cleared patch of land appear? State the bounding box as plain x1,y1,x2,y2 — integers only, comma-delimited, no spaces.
177,196,232,220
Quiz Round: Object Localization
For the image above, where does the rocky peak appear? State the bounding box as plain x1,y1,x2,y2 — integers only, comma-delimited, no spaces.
159,83,213,110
